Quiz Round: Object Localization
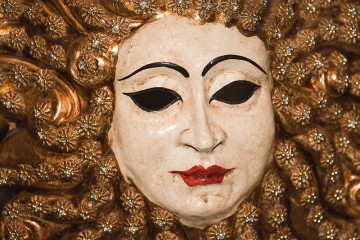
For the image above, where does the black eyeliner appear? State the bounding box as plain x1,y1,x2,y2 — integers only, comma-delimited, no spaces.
119,62,190,81
123,87,182,112
209,80,260,104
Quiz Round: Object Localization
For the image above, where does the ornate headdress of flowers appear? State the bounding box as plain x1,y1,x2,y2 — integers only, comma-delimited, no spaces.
0,0,359,239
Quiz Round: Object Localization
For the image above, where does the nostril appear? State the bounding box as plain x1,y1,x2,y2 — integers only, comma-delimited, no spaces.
184,144,199,152
212,141,222,151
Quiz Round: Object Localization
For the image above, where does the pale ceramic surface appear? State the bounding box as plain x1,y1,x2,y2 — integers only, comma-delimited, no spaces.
109,16,275,229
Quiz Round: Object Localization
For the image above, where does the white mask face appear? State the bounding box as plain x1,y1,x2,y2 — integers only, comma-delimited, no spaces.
109,16,275,229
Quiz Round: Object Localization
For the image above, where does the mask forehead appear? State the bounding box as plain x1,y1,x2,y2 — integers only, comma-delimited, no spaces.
116,16,268,81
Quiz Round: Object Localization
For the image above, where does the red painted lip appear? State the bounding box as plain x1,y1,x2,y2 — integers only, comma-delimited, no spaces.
169,165,234,187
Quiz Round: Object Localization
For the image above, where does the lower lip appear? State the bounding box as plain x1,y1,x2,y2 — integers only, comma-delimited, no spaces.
177,174,226,186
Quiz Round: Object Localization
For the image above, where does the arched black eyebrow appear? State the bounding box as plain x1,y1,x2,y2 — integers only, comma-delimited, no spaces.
118,62,190,81
201,55,267,76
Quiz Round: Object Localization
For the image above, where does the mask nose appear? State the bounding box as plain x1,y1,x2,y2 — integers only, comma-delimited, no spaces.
178,105,226,153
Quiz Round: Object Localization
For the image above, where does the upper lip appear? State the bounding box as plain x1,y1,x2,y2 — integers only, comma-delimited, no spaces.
169,165,234,177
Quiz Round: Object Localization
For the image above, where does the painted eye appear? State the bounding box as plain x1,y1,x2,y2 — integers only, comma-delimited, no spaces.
210,80,260,104
124,87,182,112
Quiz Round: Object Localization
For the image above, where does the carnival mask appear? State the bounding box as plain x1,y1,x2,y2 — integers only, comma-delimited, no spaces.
109,16,275,228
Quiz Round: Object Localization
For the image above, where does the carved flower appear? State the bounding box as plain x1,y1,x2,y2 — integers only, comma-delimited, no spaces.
4,219,27,240
45,15,67,39
35,123,57,145
9,64,31,88
35,163,55,182
306,53,328,75
340,3,359,23
311,90,328,110
86,33,110,56
235,202,259,227
275,3,294,27
65,0,84,7
318,221,340,240
87,185,111,205
274,140,299,166
326,187,344,207
52,200,76,219
269,227,295,240
324,103,343,123
296,30,316,52
236,225,261,240
90,87,114,114
290,164,312,189
195,0,217,21
78,202,97,221
0,0,23,21
239,7,262,32
96,157,118,179
307,128,329,151
271,58,289,81
340,111,359,134
97,212,121,234
334,132,350,154
339,231,360,240
268,203,287,229
76,230,101,240
289,103,312,127
78,141,103,164
121,188,145,214
218,0,242,20
17,164,36,185
155,231,180,240
8,28,28,51
56,126,79,152
76,53,98,77
166,0,191,16
288,62,309,86
329,51,348,67
272,86,292,110
0,91,25,115
105,17,130,41
262,172,285,201
206,220,232,240
28,195,48,216
326,165,340,183
319,0,335,8
29,36,47,59
24,2,45,26
124,215,146,236
75,113,100,138
319,151,336,169
264,23,282,45
299,0,319,20
0,168,13,186
306,206,324,228
318,19,338,41
80,4,104,26
340,23,359,44
47,45,67,70
300,188,319,208
151,207,175,228
2,202,21,219
58,160,83,181
34,69,55,92
132,0,158,17
33,101,52,124
275,39,295,61
350,73,360,97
